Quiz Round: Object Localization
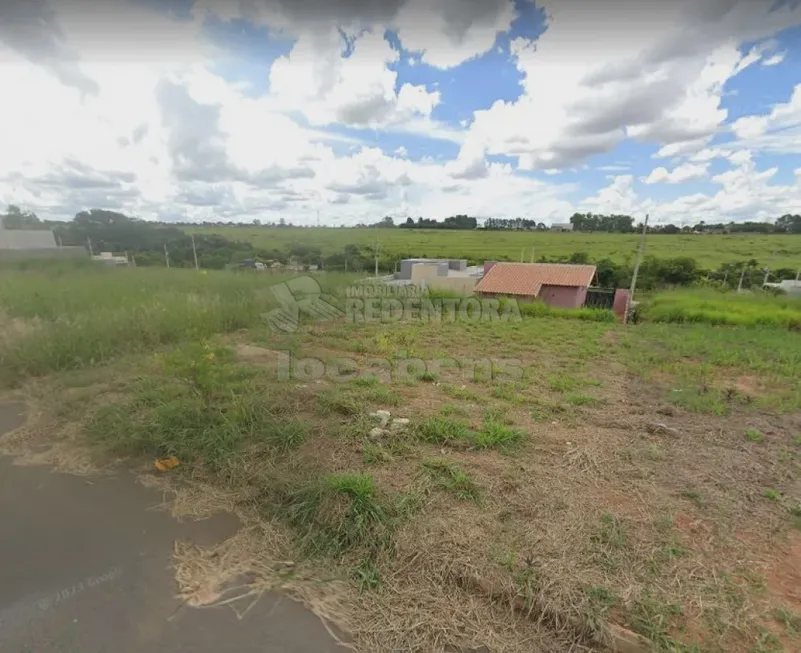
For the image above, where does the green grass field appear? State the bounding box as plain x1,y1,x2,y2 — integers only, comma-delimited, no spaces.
2,265,800,653
189,226,801,267
641,288,801,329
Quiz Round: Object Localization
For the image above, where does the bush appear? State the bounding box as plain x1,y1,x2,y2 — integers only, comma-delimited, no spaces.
261,473,414,558
518,301,617,322
640,289,801,330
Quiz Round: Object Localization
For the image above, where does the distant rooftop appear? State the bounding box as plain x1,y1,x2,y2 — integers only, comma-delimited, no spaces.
475,262,597,296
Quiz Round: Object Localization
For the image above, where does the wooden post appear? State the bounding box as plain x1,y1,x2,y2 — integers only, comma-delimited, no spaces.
624,214,648,325
763,267,770,286
164,243,170,268
520,248,524,263
737,267,746,292
530,247,535,263
191,234,199,271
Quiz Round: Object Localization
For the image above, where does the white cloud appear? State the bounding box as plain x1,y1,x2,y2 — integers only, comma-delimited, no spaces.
1,0,800,227
731,83,801,140
579,175,644,216
268,29,440,129
582,151,801,225
461,0,801,170
689,148,728,163
643,162,709,184
393,0,516,69
762,52,786,66
653,138,712,159
445,141,490,180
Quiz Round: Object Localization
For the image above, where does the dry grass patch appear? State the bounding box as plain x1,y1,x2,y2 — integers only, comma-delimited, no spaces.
5,312,801,653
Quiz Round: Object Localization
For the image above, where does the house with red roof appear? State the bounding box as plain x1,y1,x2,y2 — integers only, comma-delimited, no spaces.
475,262,598,309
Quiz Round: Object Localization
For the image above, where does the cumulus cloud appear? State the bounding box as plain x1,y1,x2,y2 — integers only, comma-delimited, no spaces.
582,152,801,225
393,0,516,69
731,83,801,140
462,0,801,170
579,175,644,217
0,0,98,94
643,162,709,184
762,52,786,66
268,28,441,129
1,0,800,225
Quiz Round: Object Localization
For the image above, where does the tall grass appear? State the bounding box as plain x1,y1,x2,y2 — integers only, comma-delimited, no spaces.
0,267,354,383
517,300,617,322
640,289,801,329
86,343,307,466
624,322,801,412
261,472,414,558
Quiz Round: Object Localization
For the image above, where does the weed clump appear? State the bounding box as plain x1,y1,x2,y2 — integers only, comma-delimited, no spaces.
87,344,303,466
262,473,414,558
415,414,524,451
420,459,481,501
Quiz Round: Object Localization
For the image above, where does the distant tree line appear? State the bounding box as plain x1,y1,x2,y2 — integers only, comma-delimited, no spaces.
64,209,798,234
2,205,800,289
0,206,286,270
522,252,799,292
569,213,636,233
280,212,801,234
484,218,547,230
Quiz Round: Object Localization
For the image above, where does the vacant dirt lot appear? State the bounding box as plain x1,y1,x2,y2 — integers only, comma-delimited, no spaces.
2,310,800,653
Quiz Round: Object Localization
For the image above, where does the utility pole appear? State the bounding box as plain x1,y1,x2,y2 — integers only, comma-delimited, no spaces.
191,234,199,271
87,236,93,257
374,234,381,278
164,243,170,268
56,234,62,248
530,247,535,263
625,214,649,325
316,210,320,228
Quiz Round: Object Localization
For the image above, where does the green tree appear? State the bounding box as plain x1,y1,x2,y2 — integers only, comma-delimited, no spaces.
776,214,801,233
1,205,47,230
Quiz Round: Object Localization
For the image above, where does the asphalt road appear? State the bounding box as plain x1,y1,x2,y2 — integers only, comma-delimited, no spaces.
0,402,346,653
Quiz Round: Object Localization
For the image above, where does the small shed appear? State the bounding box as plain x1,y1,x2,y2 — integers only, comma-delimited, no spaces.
475,262,597,308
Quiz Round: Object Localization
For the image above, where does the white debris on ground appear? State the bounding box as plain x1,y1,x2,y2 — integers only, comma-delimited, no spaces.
371,410,391,427
368,411,410,438
390,418,410,432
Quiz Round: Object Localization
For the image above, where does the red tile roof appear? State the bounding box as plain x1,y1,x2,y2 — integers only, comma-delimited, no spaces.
475,263,597,297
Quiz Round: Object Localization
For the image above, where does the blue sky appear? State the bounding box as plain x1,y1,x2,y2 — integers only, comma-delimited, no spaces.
1,0,800,224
